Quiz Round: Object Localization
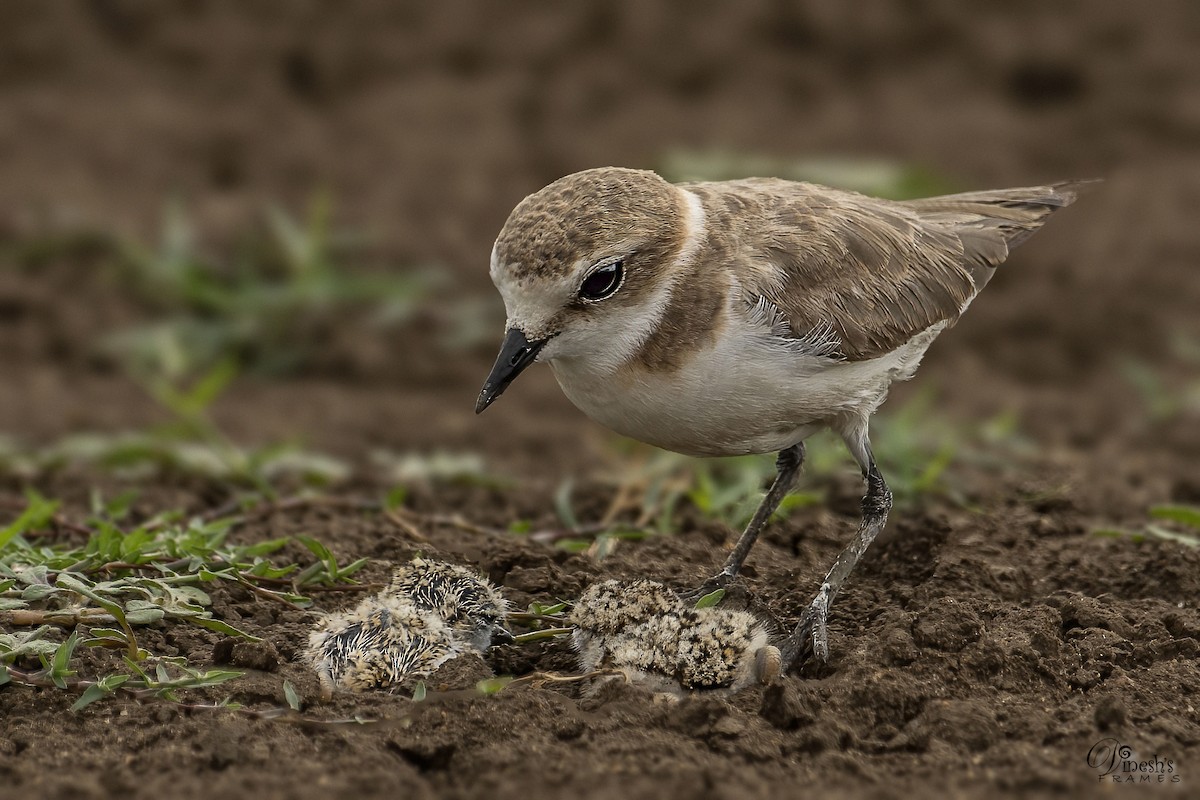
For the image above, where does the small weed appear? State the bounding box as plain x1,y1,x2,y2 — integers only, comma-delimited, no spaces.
506,599,572,643
1121,338,1200,423
0,357,350,496
1096,504,1200,548
105,194,431,380
560,388,1024,548
693,589,725,609
283,679,303,711
0,492,367,708
371,449,506,489
475,676,513,695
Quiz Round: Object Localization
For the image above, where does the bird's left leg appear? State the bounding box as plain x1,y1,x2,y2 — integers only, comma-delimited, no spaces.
778,427,892,668
687,443,805,599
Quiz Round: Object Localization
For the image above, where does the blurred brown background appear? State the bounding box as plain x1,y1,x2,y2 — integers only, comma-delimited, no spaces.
0,0,1196,478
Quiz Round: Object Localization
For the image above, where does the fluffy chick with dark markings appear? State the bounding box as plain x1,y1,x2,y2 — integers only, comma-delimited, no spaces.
308,558,509,699
570,579,779,693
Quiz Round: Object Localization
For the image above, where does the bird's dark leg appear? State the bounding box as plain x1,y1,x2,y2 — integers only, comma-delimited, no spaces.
778,452,892,668
691,443,805,597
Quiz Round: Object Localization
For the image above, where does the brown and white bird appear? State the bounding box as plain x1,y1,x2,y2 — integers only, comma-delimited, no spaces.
476,167,1087,667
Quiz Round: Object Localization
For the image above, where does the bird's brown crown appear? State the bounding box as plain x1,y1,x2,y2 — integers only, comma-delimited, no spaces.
493,167,685,283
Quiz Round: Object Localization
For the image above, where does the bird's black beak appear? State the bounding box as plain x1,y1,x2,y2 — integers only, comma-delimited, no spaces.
475,328,546,414
491,625,516,646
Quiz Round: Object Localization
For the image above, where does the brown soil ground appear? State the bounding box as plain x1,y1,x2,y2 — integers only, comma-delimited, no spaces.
2,2,1199,799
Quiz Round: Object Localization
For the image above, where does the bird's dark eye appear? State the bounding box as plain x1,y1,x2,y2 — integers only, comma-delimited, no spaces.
579,261,623,301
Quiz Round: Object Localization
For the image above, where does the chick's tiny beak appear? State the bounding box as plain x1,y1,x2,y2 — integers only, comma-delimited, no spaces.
491,625,516,646
475,328,546,414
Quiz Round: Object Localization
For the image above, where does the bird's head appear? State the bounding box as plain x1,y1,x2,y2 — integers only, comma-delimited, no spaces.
475,167,702,414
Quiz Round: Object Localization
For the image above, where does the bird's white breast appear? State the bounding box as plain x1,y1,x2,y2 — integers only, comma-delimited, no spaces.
549,315,946,458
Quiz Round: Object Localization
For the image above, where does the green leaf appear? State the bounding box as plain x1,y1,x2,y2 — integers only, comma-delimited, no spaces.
0,491,61,549
49,631,80,686
238,537,291,558
123,604,166,626
179,669,243,688
100,490,140,520
1150,505,1200,530
188,616,262,641
384,486,408,511
55,573,125,620
122,656,150,680
246,562,297,579
1093,528,1130,539
1145,525,1200,548
283,679,302,711
84,627,128,641
181,359,239,415
554,479,580,530
694,588,725,609
298,536,334,569
21,584,61,602
475,676,512,696
72,675,131,711
334,557,369,580
528,601,568,616
167,585,211,607
0,626,62,661
411,681,427,702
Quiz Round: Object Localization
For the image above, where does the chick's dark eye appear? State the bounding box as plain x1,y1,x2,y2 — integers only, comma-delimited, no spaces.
579,261,623,301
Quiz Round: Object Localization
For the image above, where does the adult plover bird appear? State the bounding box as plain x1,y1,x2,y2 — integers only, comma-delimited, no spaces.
476,167,1087,667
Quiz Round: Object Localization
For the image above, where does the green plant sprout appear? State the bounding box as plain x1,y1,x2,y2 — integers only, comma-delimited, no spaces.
1095,504,1200,548
0,492,367,709
106,193,431,380
1121,336,1200,423
535,387,1026,562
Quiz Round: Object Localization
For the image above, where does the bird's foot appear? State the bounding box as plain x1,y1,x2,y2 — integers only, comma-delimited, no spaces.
777,582,832,669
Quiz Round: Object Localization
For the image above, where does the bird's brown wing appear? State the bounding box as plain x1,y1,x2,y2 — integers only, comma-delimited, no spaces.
689,179,1087,361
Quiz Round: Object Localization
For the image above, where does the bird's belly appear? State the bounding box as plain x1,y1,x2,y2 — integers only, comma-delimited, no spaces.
556,376,816,457
548,324,944,457
550,352,854,457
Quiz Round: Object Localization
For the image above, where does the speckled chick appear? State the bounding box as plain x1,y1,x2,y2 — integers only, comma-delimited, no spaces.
307,595,455,700
675,607,776,691
570,578,683,675
308,558,510,699
569,578,780,692
387,558,511,651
